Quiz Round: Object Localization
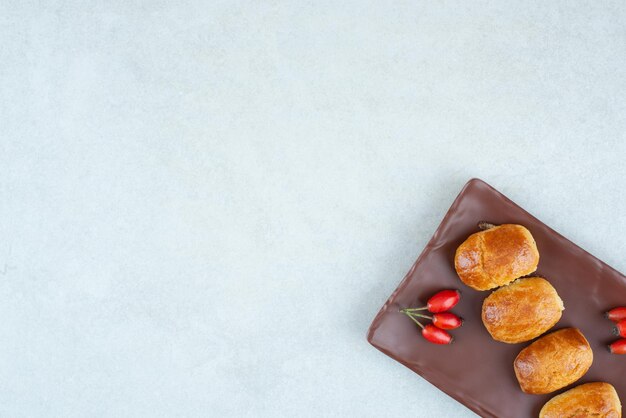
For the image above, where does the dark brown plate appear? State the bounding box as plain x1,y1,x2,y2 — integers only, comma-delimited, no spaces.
367,178,626,418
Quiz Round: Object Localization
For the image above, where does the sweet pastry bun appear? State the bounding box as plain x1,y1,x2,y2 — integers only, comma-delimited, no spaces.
540,382,621,418
514,328,593,394
482,277,563,343
455,224,539,291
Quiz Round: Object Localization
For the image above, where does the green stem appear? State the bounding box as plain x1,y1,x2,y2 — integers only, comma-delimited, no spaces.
407,312,432,320
402,307,428,312
401,311,424,329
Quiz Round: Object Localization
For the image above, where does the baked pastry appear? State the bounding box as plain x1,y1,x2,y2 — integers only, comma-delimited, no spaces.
454,224,539,291
482,277,563,343
540,382,622,418
514,328,593,394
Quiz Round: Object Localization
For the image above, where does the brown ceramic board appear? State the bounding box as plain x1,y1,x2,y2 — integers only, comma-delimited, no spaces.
367,178,626,418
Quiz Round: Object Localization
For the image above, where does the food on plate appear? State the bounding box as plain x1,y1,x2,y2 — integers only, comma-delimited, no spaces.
481,277,563,343
401,311,454,344
403,289,460,314
604,308,626,355
614,320,626,338
454,224,539,291
419,289,461,313
401,289,460,316
514,328,593,394
606,307,626,322
403,311,463,330
420,323,453,345
609,339,626,355
539,382,622,418
429,312,463,330
400,289,462,344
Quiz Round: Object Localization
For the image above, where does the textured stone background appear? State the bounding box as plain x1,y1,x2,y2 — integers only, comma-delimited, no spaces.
1,1,625,417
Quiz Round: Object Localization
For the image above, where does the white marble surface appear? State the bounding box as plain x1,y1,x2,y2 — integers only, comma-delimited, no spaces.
1,2,626,417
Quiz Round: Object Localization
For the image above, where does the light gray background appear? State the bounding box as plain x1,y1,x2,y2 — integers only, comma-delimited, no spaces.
1,1,625,417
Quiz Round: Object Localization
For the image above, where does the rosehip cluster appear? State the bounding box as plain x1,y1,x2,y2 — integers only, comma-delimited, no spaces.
400,289,463,345
606,307,626,354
